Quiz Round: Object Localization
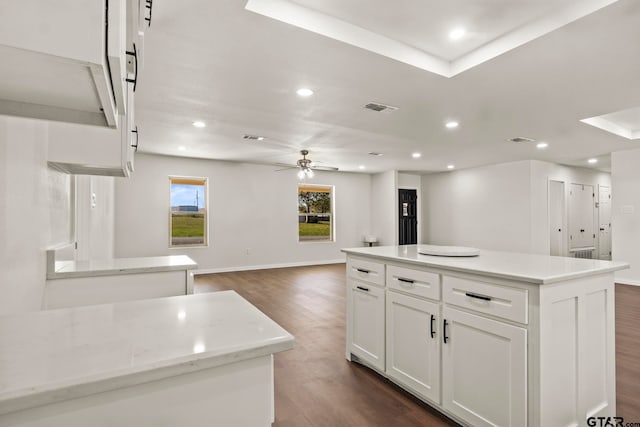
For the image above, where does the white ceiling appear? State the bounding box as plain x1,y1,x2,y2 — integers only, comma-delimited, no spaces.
135,0,640,174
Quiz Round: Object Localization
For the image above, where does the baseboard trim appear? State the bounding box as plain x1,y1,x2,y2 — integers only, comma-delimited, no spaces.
615,279,640,287
193,259,346,275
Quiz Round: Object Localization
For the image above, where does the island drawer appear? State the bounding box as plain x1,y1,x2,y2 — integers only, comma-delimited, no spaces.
443,276,528,324
387,265,440,300
347,257,385,287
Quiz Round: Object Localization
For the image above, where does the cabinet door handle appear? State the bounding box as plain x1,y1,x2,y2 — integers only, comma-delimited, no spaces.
131,126,139,152
430,314,435,339
397,277,414,284
465,292,492,301
126,43,138,92
356,268,370,274
356,286,369,292
443,319,449,344
145,0,153,27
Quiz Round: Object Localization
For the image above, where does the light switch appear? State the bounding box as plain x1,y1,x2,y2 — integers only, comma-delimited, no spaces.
621,205,634,214
91,193,97,209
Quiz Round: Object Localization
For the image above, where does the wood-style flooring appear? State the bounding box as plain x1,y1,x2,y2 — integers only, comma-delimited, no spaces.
195,265,640,426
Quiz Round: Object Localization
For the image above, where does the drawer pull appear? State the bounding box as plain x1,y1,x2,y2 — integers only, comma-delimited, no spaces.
465,292,492,301
430,314,435,339
356,268,370,274
397,277,414,284
443,319,449,344
356,286,370,292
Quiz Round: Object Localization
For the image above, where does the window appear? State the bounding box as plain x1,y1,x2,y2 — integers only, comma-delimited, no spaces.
298,184,334,242
169,176,208,247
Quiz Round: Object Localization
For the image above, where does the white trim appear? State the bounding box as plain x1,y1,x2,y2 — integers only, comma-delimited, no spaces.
193,259,346,275
614,278,640,287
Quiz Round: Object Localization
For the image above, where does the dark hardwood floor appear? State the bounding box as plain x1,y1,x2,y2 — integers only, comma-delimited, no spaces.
195,265,640,426
616,284,640,421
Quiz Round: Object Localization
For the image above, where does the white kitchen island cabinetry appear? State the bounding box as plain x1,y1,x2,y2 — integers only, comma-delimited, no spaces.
0,291,294,427
346,257,385,372
342,245,628,427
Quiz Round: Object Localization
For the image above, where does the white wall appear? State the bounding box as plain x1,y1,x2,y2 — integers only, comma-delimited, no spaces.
421,161,533,252
76,175,115,261
370,170,397,246
114,154,371,271
0,117,68,314
611,149,640,285
421,160,611,255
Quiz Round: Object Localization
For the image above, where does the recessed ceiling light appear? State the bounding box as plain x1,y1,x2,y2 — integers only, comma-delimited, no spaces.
296,88,314,97
178,146,186,151
449,28,466,40
358,165,366,170
447,164,455,169
368,152,384,156
445,121,459,129
588,158,598,164
536,142,549,149
192,121,206,128
412,152,421,159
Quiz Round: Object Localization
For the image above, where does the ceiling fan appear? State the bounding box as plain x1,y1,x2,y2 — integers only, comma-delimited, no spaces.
276,150,339,179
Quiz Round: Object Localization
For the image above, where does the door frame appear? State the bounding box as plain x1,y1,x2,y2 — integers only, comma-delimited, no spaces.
398,186,420,245
548,179,566,256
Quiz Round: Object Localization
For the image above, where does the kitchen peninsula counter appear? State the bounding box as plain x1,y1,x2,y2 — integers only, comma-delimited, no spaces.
0,291,294,426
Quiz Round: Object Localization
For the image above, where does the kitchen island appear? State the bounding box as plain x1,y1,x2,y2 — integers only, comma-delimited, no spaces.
0,291,294,426
341,245,628,427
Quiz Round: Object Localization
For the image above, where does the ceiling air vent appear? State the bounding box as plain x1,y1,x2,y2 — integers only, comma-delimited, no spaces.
364,102,399,113
243,134,265,141
508,137,535,144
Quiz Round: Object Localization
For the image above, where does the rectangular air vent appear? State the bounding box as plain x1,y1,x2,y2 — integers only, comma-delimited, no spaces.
364,102,399,113
243,134,265,141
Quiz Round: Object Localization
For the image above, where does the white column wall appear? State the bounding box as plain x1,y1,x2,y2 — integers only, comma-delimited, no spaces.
370,170,397,246
114,153,371,271
611,149,640,285
421,160,533,252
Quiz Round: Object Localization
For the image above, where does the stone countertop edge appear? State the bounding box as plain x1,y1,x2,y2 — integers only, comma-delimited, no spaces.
0,337,294,416
47,255,198,280
341,246,629,285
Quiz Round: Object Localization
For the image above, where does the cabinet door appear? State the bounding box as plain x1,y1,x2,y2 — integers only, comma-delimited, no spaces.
442,307,527,427
348,280,385,372
386,291,440,404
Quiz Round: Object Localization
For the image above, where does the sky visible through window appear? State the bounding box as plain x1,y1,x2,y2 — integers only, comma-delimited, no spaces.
171,184,205,208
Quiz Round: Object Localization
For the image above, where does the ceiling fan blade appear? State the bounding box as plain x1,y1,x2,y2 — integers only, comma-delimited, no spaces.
311,165,339,171
274,163,297,171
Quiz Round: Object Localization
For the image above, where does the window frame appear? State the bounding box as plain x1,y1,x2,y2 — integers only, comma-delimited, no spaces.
168,175,209,248
297,183,335,243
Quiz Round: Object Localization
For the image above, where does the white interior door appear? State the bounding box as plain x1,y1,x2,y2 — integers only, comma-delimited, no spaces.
569,184,595,250
598,185,611,260
549,180,565,256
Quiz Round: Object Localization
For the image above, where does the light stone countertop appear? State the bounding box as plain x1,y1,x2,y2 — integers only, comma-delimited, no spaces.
48,255,198,279
342,245,629,284
0,291,294,416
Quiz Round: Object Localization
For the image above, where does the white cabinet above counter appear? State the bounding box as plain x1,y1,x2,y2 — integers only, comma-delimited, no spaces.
0,0,130,127
342,245,628,427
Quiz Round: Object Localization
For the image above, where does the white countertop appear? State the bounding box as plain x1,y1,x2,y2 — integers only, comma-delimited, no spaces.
0,291,294,416
342,245,629,284
48,255,198,279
